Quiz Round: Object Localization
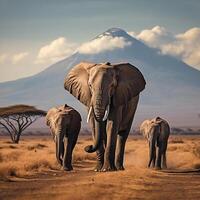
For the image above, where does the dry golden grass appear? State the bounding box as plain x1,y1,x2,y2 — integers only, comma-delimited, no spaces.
0,135,95,179
0,138,54,178
0,135,200,200
0,135,200,179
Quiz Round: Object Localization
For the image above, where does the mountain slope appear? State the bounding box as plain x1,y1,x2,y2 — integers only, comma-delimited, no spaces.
0,28,200,126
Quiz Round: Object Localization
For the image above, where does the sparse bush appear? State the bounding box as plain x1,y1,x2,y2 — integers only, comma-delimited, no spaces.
27,143,47,151
192,162,200,169
8,167,17,176
4,141,13,144
9,145,18,149
0,153,3,162
0,166,18,177
168,146,178,151
169,138,184,144
3,152,21,161
48,150,55,154
24,160,53,171
193,145,200,158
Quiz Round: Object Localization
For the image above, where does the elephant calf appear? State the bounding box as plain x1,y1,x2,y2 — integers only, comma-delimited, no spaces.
46,104,81,171
140,117,170,170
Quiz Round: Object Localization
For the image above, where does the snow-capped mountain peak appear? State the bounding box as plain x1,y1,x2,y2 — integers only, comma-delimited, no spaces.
0,28,200,126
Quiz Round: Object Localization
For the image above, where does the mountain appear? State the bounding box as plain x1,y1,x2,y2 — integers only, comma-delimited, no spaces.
0,28,200,127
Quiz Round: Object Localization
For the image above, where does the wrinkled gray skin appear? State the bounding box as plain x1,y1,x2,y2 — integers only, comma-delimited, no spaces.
140,117,170,170
46,104,81,171
64,62,146,172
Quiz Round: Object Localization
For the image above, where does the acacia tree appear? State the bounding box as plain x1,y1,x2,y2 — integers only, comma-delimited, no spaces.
0,105,46,143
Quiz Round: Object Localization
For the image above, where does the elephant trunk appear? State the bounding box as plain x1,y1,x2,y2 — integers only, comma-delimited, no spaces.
93,104,110,122
85,95,110,153
84,120,102,153
93,102,105,121
92,94,110,122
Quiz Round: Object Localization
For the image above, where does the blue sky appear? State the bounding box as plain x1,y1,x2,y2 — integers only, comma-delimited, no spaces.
1,0,200,41
0,0,200,82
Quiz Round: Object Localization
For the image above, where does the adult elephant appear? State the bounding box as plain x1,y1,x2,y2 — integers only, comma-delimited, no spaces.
46,104,81,171
140,117,170,169
64,62,146,171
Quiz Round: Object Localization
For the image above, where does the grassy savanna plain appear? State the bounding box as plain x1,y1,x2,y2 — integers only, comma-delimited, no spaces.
0,134,200,200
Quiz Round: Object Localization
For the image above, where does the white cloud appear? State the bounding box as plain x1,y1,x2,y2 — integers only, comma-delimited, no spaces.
129,26,200,70
0,54,8,64
162,28,200,68
78,35,132,54
36,37,77,65
136,26,175,48
12,52,29,64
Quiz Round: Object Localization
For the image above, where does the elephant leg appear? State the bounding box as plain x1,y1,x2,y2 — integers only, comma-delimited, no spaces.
55,134,64,166
148,146,156,168
162,152,167,169
102,120,117,172
63,122,80,171
148,138,156,168
115,130,129,170
161,142,168,169
152,148,156,168
115,96,139,170
155,143,162,170
63,136,73,171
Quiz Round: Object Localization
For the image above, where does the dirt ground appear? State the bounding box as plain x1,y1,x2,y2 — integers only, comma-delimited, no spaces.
0,135,200,200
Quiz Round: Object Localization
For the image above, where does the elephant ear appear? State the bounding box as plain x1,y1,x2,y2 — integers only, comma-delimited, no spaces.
46,108,57,126
140,120,151,139
46,114,50,126
113,63,146,106
64,62,96,107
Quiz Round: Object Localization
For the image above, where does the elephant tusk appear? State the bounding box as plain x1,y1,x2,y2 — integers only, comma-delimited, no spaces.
86,106,92,123
103,104,110,121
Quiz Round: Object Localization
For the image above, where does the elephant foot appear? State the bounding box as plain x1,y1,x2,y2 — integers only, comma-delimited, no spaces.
116,165,125,171
63,165,73,171
57,160,63,166
148,162,152,168
101,163,117,172
162,164,167,169
155,166,161,170
94,161,103,172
